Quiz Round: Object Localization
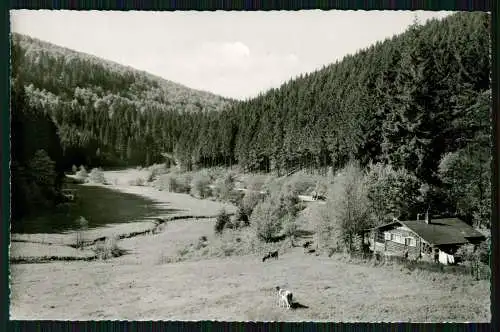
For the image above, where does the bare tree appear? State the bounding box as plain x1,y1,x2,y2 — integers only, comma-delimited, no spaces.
319,161,371,253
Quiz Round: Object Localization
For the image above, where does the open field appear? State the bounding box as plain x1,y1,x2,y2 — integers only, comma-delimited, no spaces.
10,244,490,321
9,169,490,322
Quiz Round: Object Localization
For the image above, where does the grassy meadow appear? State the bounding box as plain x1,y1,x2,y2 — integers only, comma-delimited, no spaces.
9,167,491,322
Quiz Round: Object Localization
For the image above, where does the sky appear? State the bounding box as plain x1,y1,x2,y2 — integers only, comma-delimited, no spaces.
10,10,453,100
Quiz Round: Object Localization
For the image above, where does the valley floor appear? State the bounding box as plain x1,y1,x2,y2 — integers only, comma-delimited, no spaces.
9,169,491,322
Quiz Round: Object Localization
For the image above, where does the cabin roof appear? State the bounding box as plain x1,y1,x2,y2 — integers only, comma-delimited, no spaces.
366,218,485,246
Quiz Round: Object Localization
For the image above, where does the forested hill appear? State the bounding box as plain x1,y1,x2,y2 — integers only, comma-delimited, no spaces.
170,12,491,227
181,12,490,182
10,33,232,221
11,33,232,167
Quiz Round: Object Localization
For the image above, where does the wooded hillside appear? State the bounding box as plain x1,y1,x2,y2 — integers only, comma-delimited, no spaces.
11,33,232,168
180,13,490,180
10,12,491,227
168,12,491,227
10,33,232,219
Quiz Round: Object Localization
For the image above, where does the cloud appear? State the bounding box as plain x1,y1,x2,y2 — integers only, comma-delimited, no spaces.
197,41,251,70
220,41,251,57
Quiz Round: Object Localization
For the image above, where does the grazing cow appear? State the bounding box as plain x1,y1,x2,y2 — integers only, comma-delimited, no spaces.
312,191,326,201
262,250,279,262
275,286,293,309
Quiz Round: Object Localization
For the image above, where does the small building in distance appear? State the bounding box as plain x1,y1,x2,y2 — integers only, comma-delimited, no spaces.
362,214,486,265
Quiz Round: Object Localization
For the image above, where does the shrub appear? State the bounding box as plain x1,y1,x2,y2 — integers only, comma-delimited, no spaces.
71,165,78,174
128,177,145,186
236,206,250,226
247,179,305,243
75,165,88,181
241,191,263,218
250,199,283,242
285,173,317,195
215,209,231,235
190,173,211,198
275,184,303,218
317,203,343,253
262,177,286,196
282,214,298,245
88,167,106,184
166,175,179,192
177,247,190,257
232,219,241,229
195,235,209,250
95,235,122,260
318,161,371,253
146,171,154,183
177,173,193,193
155,172,192,193
148,163,168,179
214,172,236,201
245,174,269,191
456,240,490,280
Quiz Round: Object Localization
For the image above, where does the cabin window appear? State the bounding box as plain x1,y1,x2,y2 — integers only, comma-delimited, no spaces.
384,232,391,240
405,237,415,247
393,234,403,243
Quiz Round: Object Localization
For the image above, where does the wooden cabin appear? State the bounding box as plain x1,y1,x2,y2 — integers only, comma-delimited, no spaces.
362,215,485,265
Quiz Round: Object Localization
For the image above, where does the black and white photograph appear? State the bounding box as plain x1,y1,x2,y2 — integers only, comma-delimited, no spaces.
8,9,491,322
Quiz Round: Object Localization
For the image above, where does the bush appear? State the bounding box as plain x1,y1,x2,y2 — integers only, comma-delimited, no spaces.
88,167,106,184
456,240,490,280
215,209,231,235
167,175,179,192
245,174,270,191
262,177,286,196
246,179,305,243
285,173,317,195
318,161,371,253
190,173,211,198
177,173,193,193
274,184,303,218
71,165,78,174
250,199,283,242
236,206,250,226
148,163,168,179
152,174,169,191
144,163,169,183
195,235,209,250
282,214,298,245
214,172,236,201
155,172,192,193
128,177,145,186
95,235,122,260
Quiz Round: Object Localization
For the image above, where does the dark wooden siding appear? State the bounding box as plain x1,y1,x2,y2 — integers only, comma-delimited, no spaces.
369,227,423,259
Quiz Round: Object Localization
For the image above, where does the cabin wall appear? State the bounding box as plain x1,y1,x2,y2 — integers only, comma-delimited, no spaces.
369,227,422,260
